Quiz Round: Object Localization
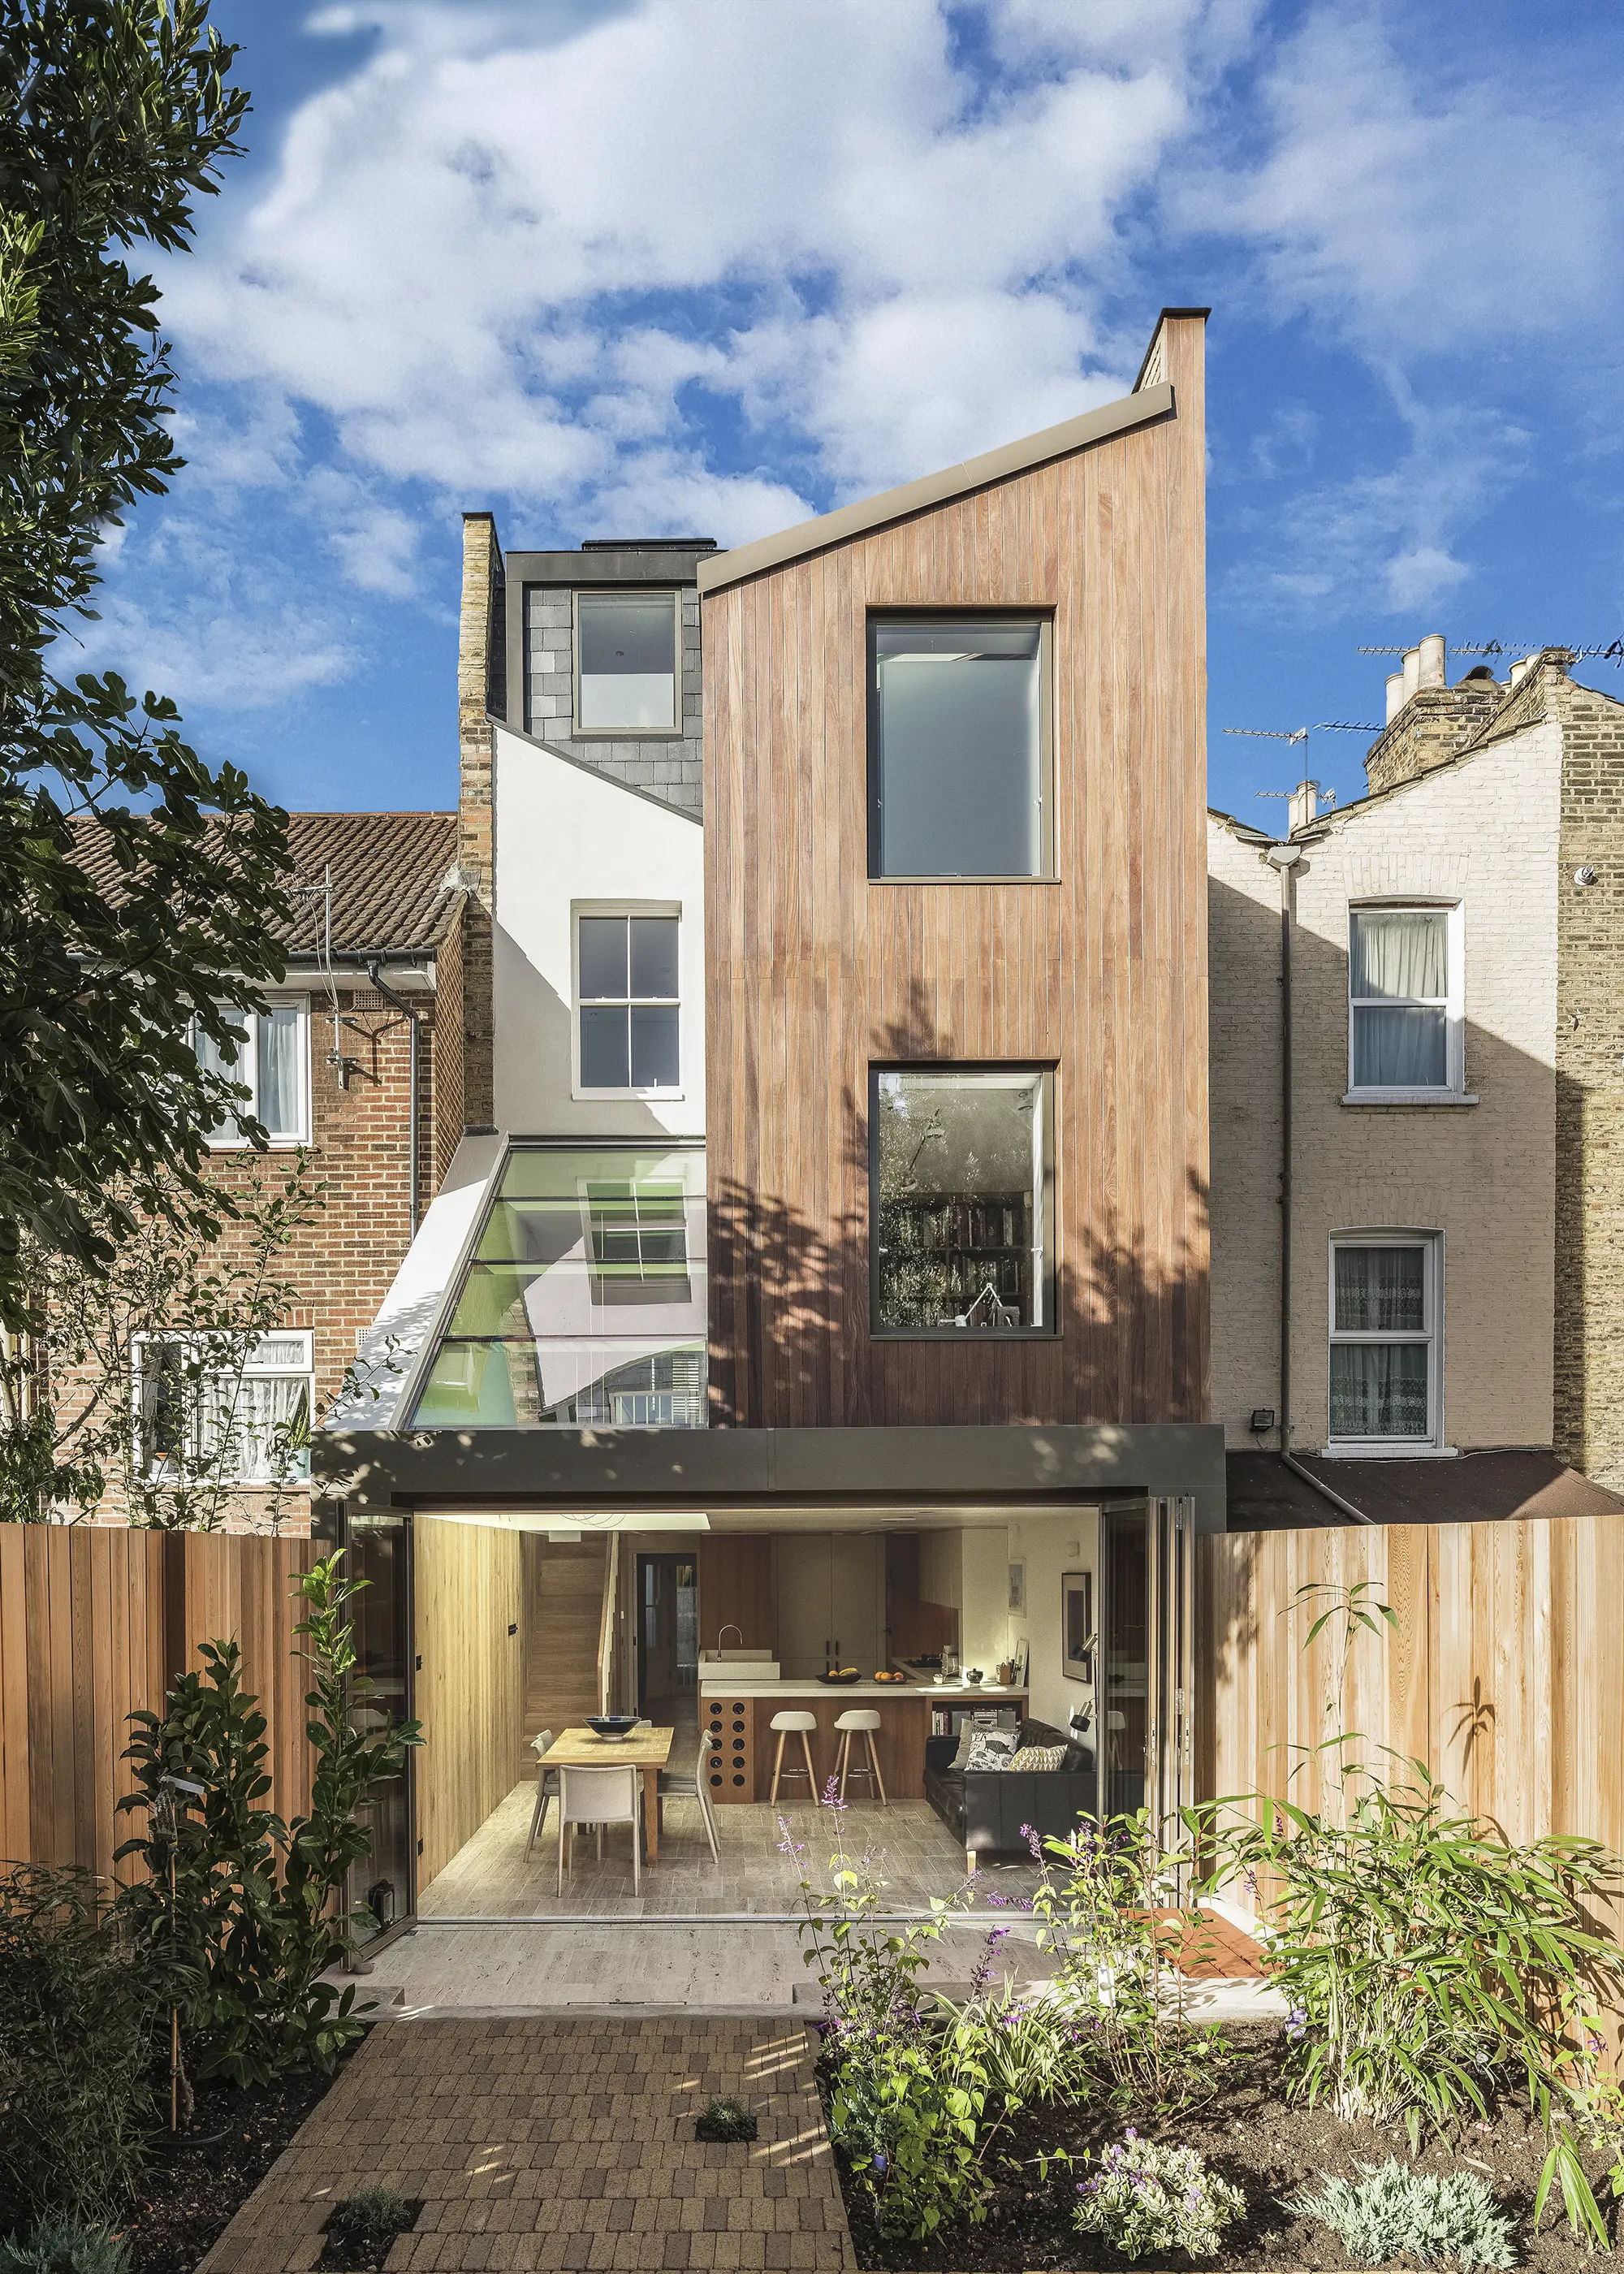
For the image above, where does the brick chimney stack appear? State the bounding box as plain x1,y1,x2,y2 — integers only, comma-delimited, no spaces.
1364,633,1505,796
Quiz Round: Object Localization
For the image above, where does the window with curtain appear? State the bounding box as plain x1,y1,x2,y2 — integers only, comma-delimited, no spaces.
193,1001,308,1141
1328,1239,1437,1445
136,1331,313,1483
1348,907,1455,1091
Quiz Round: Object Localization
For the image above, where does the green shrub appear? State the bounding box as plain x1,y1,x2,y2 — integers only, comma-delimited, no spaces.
0,1865,175,2232
1289,2159,1517,2269
118,1554,422,2088
831,2033,991,2240
1073,2132,1246,2260
695,2095,756,2143
1028,1812,1231,2112
0,2222,132,2274
323,2187,416,2268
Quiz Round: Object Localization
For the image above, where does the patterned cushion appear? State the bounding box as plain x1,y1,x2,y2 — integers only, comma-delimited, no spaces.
963,1731,1019,1772
1005,1744,1067,1772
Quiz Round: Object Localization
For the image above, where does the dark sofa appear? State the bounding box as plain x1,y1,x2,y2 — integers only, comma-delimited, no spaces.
923,1715,1097,1866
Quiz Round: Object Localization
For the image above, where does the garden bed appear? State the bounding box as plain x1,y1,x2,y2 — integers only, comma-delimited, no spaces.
827,2029,1618,2273
124,2059,347,2274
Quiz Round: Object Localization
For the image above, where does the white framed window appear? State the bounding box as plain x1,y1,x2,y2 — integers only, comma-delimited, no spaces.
193,999,309,1143
1327,1234,1441,1451
573,908,680,1095
574,589,680,735
134,1330,314,1485
1346,904,1463,1096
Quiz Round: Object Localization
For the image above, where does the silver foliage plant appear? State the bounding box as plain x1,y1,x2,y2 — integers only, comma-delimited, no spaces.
1288,2159,1517,2270
1072,2133,1246,2261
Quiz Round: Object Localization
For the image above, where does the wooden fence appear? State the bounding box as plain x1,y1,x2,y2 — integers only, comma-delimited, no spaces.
1196,1512,1624,1960
0,1526,317,1886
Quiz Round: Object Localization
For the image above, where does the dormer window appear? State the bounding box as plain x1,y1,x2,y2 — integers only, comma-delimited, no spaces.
575,590,680,734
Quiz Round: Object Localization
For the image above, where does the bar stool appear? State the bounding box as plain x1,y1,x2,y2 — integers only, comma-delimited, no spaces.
769,1710,818,1803
834,1708,887,1805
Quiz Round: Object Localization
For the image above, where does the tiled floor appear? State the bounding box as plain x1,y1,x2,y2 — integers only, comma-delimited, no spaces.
198,2015,855,2274
417,1787,1042,1921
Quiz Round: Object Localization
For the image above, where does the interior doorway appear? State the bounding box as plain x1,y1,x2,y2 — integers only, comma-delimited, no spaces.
637,1552,698,1724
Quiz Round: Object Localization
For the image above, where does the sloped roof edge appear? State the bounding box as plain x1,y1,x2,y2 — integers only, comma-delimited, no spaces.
697,381,1176,596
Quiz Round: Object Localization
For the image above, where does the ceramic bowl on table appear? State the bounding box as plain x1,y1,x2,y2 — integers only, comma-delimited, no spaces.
585,1714,641,1740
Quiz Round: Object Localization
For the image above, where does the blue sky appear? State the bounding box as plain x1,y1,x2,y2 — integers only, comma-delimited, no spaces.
80,0,1624,824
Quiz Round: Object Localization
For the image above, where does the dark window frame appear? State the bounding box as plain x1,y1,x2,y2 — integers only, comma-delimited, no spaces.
867,1061,1059,1340
866,608,1056,882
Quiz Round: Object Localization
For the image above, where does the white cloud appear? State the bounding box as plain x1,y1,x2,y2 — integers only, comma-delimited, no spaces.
161,0,1202,531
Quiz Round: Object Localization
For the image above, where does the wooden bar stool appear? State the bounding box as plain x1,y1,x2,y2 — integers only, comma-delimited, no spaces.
834,1708,887,1805
769,1710,818,1803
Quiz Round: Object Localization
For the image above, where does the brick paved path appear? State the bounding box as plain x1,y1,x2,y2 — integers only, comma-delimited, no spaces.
199,2017,856,2274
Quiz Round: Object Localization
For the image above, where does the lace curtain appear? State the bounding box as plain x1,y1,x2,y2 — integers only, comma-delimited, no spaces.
1334,1244,1424,1332
1351,910,1449,1087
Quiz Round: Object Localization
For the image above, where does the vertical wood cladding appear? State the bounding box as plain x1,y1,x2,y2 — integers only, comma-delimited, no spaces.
704,317,1209,1429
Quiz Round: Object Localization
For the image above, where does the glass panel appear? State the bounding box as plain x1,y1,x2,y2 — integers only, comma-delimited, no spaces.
1102,1507,1147,1818
1353,1002,1447,1087
872,1069,1051,1331
257,1006,301,1136
629,916,679,999
578,592,678,731
580,1004,630,1088
346,1510,413,1941
195,1005,246,1083
870,616,1044,878
1334,1246,1425,1333
630,1003,679,1088
410,1146,709,1429
579,915,628,1000
198,1366,310,1482
1351,909,1447,1000
1330,1342,1430,1437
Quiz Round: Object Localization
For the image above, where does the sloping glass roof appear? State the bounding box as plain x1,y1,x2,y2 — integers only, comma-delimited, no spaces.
410,1142,707,1429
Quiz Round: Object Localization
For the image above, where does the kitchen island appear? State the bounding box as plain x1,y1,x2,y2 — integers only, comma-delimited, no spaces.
698,1670,1029,1803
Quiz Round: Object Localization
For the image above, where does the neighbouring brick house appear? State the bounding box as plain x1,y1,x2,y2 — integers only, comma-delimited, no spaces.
69,811,471,1531
1209,642,1624,1525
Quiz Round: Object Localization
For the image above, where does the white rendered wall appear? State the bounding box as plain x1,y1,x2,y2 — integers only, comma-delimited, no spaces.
492,723,705,1136
1005,1507,1099,1733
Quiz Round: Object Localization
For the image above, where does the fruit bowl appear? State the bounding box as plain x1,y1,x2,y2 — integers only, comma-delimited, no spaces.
818,1669,861,1685
585,1714,641,1740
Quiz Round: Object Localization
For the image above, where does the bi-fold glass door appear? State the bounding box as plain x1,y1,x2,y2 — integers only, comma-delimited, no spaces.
1099,1497,1195,1868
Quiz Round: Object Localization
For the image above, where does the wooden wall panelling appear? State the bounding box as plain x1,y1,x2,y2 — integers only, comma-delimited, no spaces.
696,1537,773,1654
520,1537,607,1775
414,1517,525,1891
0,1528,315,1886
704,316,1210,1430
1195,1512,1624,2014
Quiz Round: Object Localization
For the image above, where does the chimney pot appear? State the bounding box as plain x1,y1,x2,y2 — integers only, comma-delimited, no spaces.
1288,778,1319,832
1402,647,1421,700
1385,672,1405,724
1418,633,1446,688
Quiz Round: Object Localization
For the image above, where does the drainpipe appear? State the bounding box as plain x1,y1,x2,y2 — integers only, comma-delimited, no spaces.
1263,843,1371,1528
367,959,421,1234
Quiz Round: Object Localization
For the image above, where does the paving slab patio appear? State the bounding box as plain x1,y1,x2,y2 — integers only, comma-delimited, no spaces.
198,2015,856,2274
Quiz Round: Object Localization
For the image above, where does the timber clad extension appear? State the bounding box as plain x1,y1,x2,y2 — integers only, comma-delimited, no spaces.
702,310,1211,1429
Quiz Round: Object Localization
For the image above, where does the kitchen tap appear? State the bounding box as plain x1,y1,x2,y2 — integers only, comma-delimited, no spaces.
716,1623,744,1654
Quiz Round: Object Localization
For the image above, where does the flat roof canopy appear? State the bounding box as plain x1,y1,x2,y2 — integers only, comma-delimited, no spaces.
316,1420,1227,1530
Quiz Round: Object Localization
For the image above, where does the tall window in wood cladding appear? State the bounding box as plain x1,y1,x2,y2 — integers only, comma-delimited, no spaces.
867,616,1052,880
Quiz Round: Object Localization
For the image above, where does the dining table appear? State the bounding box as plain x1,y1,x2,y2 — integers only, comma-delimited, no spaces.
546,1724,675,1861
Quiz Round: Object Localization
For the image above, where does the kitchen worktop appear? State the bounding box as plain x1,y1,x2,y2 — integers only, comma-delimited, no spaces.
697,1671,1028,1701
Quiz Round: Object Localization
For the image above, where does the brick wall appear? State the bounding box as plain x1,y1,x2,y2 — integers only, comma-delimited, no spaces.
76,975,459,1533
1364,681,1503,795
523,583,703,817
1554,679,1624,1487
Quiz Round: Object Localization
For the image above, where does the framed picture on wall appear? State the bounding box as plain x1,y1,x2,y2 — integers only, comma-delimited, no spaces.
1007,1560,1026,1616
1063,1570,1094,1684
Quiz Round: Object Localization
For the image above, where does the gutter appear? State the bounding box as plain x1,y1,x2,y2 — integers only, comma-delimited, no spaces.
1265,841,1371,1529
367,959,421,1234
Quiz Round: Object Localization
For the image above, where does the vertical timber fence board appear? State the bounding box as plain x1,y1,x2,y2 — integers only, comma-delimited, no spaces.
1197,1511,1624,1987
0,1528,316,1884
